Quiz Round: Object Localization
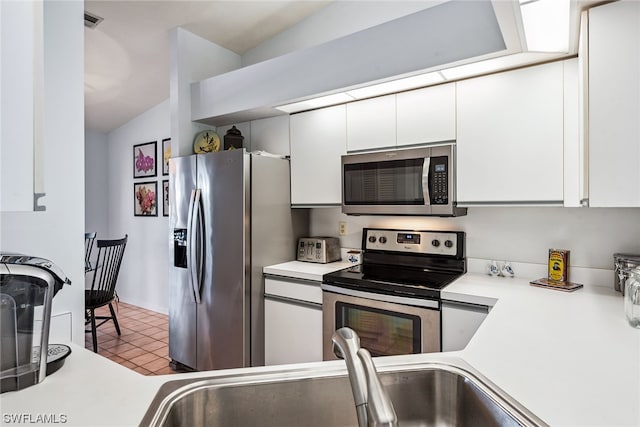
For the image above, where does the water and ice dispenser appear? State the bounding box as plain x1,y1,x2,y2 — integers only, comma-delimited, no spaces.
0,254,71,393
173,229,187,268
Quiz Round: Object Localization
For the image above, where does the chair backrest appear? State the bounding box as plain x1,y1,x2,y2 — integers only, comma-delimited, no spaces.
87,235,128,307
85,232,97,271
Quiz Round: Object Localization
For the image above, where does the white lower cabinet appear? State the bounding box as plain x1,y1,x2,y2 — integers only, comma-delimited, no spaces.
264,277,323,366
441,301,489,352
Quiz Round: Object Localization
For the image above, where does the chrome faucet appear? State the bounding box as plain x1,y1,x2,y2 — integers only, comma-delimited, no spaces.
332,327,398,427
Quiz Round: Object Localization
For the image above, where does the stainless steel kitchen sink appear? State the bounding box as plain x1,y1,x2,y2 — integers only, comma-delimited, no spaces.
140,359,548,427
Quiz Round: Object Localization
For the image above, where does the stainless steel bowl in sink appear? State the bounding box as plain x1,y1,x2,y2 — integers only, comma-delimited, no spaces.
141,359,548,427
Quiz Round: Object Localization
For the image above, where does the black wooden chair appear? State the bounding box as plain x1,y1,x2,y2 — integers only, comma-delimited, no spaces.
85,232,97,272
85,235,128,352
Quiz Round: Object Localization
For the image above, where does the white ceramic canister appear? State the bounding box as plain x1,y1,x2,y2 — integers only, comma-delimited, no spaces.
624,267,640,328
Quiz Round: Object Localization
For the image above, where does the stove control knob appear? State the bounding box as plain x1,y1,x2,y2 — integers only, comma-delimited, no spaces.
379,236,387,244
444,240,454,248
431,239,440,247
368,236,377,243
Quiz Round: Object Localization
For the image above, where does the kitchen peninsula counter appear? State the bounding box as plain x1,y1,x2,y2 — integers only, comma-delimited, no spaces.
2,274,638,426
444,274,640,426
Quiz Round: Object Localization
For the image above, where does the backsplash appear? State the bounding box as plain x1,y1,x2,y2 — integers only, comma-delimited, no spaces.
465,258,614,289
309,207,640,273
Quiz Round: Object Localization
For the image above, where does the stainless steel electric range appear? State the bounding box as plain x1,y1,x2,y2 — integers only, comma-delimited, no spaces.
322,228,466,359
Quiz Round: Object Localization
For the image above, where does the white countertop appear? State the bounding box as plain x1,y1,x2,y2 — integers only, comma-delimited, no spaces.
263,260,354,281
2,273,639,427
0,343,165,426
444,274,640,427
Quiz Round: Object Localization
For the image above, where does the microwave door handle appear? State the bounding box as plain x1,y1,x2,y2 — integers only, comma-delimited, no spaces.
422,157,431,206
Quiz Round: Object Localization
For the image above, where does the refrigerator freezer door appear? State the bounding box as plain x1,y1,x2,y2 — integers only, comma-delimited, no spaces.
196,150,250,370
169,155,198,370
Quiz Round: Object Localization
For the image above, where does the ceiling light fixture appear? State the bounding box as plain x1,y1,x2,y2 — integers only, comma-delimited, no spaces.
519,0,570,52
275,93,355,114
345,72,445,99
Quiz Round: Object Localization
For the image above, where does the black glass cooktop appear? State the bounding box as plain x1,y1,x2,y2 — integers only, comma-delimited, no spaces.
323,263,462,300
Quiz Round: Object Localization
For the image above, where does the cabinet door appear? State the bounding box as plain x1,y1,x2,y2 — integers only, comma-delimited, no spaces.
1,0,38,211
456,62,564,205
346,95,396,152
264,297,323,366
290,105,346,206
589,1,640,207
397,83,456,147
441,301,489,352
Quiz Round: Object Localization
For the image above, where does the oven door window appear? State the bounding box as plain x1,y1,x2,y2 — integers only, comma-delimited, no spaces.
335,301,421,356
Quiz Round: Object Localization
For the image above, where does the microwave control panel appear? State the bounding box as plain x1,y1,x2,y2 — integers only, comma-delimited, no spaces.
429,156,449,205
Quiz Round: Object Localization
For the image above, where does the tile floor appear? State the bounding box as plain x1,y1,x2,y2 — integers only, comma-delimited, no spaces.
84,301,178,375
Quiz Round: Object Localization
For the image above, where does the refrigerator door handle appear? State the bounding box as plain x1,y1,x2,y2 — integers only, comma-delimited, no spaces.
194,189,204,303
187,189,203,304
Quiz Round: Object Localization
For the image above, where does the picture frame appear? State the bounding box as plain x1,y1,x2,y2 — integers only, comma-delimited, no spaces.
162,180,169,217
162,138,171,176
134,181,158,217
133,141,157,178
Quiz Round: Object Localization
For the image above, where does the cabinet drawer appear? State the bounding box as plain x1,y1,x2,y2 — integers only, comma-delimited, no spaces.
264,277,323,305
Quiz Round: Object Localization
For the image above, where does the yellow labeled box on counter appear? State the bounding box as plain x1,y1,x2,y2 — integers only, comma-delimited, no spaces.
548,249,570,283
531,248,582,292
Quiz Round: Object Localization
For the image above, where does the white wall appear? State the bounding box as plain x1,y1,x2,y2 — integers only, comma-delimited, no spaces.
0,0,85,344
85,129,108,239
87,29,244,315
106,99,171,314
170,27,241,157
310,207,640,271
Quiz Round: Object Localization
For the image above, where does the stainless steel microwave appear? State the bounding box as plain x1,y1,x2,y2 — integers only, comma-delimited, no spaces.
341,144,466,216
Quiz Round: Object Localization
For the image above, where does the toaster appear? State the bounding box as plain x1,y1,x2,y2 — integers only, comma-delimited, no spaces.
297,237,341,263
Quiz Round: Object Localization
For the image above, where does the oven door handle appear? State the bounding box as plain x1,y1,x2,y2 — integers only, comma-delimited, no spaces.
321,284,440,310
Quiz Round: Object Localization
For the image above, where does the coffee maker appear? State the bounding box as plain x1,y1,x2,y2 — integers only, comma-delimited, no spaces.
0,254,71,393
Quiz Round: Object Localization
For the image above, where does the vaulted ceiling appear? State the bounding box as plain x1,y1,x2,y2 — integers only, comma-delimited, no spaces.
84,1,332,133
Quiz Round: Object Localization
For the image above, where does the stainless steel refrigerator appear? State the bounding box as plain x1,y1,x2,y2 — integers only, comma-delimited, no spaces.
168,149,307,371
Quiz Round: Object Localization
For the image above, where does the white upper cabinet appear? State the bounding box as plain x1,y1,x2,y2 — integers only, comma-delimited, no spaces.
346,95,395,152
396,83,456,147
588,0,640,207
290,105,346,206
1,1,39,212
456,61,564,205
